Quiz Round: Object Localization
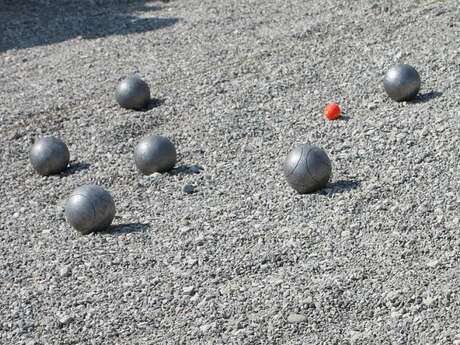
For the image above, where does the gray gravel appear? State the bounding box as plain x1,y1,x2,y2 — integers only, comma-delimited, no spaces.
1,0,459,344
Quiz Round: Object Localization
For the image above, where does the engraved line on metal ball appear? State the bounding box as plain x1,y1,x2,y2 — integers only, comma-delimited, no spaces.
304,147,323,185
284,145,304,178
306,147,331,186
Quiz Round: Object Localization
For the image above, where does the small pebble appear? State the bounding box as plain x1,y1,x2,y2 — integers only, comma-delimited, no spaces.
186,258,198,266
367,103,377,110
423,296,435,306
58,314,74,326
183,184,195,194
390,310,402,319
180,226,193,235
183,286,195,296
341,230,351,238
287,313,307,323
427,259,439,268
59,265,72,278
195,235,205,245
454,334,460,345
25,340,39,345
200,323,215,333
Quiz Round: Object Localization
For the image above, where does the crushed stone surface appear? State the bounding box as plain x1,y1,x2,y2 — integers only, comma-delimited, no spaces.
0,0,459,344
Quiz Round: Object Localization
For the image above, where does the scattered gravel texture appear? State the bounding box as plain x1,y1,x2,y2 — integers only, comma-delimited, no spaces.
1,0,459,344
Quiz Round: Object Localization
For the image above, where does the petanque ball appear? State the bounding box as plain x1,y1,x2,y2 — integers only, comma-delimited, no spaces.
30,136,70,176
383,64,421,101
65,185,116,235
134,135,177,174
283,144,331,194
115,76,151,110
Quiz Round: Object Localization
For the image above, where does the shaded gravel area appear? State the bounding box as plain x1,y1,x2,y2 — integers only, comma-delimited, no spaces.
0,0,459,344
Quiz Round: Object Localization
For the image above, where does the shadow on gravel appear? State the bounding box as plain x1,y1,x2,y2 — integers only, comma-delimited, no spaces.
338,115,351,121
409,91,443,104
139,98,165,112
319,180,361,195
0,0,179,52
105,222,150,235
61,162,91,176
170,164,204,176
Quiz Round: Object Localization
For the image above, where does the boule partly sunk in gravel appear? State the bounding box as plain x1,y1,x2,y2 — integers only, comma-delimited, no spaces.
283,144,331,194
30,136,70,176
383,64,421,102
65,185,116,234
134,135,177,174
115,76,151,110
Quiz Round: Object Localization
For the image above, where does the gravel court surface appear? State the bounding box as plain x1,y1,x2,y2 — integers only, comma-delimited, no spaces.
0,0,459,344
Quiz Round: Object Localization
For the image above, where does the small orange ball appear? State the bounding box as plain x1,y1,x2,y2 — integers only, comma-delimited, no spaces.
324,103,341,120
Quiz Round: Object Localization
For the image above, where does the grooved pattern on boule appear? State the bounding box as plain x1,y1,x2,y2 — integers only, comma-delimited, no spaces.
30,136,70,176
284,145,304,178
306,147,332,186
283,144,331,194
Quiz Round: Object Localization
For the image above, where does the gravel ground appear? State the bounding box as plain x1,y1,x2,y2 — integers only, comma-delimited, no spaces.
1,0,459,344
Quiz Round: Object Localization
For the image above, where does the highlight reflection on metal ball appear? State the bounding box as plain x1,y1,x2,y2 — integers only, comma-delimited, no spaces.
30,136,70,176
283,144,331,194
383,64,421,102
115,76,151,110
65,185,116,235
134,135,177,174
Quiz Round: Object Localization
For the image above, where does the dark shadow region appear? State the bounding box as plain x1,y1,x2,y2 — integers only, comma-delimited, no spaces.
0,0,179,52
139,98,166,112
319,179,361,195
170,164,204,176
409,91,443,104
61,161,91,176
104,222,150,235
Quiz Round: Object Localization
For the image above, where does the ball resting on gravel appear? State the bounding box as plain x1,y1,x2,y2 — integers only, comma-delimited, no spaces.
30,136,70,176
134,135,177,174
65,185,116,235
115,76,151,110
283,144,331,194
383,64,421,102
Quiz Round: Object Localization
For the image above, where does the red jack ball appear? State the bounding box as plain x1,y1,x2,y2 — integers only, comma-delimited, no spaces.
324,103,341,121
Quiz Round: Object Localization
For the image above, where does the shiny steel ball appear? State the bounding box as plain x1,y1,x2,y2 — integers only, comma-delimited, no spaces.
134,135,177,174
283,144,332,194
383,64,421,101
115,76,151,110
65,185,116,235
30,136,70,176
